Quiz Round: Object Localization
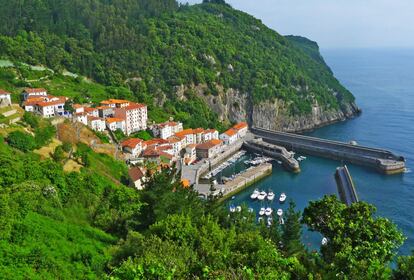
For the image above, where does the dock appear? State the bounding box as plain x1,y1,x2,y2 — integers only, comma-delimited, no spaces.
243,138,300,172
252,127,406,174
335,165,359,206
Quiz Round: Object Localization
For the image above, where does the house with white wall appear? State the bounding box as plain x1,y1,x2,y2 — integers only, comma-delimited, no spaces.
0,89,11,107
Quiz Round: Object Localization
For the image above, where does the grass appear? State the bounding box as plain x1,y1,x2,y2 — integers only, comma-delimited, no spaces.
33,138,62,159
63,159,83,173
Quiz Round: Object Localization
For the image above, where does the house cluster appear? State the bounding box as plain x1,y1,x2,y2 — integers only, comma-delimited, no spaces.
121,121,249,168
73,99,147,136
22,88,68,118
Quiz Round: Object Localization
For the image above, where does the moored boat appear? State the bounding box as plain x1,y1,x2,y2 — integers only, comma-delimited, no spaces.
267,190,275,201
277,209,283,216
250,189,259,200
265,207,273,216
257,190,267,201
279,193,286,203
259,207,266,216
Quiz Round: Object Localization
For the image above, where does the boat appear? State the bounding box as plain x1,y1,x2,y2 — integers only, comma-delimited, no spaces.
277,209,283,216
321,237,328,246
248,207,254,213
257,191,267,201
267,217,273,226
267,190,275,201
236,206,242,212
250,189,259,200
258,217,264,223
231,196,235,200
259,207,266,216
279,217,285,225
279,193,287,203
265,207,273,216
229,205,236,213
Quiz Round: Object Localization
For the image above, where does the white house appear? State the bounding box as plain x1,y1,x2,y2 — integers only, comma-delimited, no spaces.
0,89,11,107
115,102,147,135
23,88,48,100
232,122,248,138
84,107,99,117
73,104,84,114
174,129,195,147
220,128,238,145
87,116,106,132
128,167,146,190
122,138,145,157
152,121,183,139
106,117,126,134
75,113,88,125
184,144,197,165
202,129,219,142
167,136,183,156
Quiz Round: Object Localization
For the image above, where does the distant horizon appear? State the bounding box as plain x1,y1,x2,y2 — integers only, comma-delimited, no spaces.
179,0,414,49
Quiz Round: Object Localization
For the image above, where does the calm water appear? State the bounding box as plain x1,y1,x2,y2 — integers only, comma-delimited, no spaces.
232,49,414,255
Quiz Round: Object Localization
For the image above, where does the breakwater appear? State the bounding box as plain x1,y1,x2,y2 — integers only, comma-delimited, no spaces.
243,138,300,172
252,127,405,174
335,165,359,206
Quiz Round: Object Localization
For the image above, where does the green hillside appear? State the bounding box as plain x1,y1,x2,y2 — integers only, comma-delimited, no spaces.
0,0,354,119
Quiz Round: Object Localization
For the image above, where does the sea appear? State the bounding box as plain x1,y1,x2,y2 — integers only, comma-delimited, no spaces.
228,49,414,255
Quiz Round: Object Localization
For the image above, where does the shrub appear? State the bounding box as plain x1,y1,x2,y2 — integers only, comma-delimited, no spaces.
6,131,36,152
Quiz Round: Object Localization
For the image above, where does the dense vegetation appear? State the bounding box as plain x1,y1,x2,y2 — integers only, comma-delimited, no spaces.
1,115,414,278
0,0,354,118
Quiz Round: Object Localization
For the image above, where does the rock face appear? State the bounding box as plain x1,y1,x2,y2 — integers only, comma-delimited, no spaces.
187,84,360,132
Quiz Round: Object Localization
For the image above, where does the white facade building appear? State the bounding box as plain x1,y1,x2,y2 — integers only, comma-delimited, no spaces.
0,89,11,107
115,103,147,135
88,116,106,132
23,88,48,100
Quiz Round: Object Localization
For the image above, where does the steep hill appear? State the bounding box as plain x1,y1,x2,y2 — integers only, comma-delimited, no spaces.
0,0,359,131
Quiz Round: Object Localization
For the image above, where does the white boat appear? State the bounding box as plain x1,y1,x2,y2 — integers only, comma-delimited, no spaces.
279,193,287,203
279,217,285,225
248,207,254,213
267,217,273,226
267,191,275,201
265,207,273,216
229,205,236,213
259,207,266,216
321,237,328,246
236,206,242,212
258,217,264,223
257,191,267,201
277,209,283,216
250,189,259,200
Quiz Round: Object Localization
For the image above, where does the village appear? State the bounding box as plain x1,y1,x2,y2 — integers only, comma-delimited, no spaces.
0,87,250,193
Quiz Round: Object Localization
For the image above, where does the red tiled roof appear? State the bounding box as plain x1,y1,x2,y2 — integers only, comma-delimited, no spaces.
106,117,125,124
196,139,223,150
73,104,83,109
122,138,143,149
24,88,47,94
96,105,114,110
101,99,130,105
233,122,248,130
125,102,146,111
143,138,169,147
224,129,237,137
0,89,11,95
193,128,204,134
87,116,103,121
84,107,98,113
204,129,218,134
37,98,66,107
175,129,194,138
128,167,145,182
187,144,197,149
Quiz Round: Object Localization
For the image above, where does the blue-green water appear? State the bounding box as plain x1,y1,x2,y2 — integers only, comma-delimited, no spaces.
232,49,414,255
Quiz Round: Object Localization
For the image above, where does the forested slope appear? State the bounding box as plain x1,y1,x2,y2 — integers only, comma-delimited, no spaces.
0,0,358,131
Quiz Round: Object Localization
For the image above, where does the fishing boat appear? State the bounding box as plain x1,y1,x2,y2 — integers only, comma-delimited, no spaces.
265,207,273,216
267,190,275,201
257,190,267,201
259,207,266,216
277,209,283,216
250,189,259,200
279,193,287,203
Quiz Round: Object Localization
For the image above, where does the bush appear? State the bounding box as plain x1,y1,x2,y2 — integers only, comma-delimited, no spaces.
23,112,39,129
6,130,36,152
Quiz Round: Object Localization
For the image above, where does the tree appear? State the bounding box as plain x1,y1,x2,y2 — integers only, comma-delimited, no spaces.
6,130,36,152
302,195,405,278
52,145,65,162
282,200,304,256
393,253,414,280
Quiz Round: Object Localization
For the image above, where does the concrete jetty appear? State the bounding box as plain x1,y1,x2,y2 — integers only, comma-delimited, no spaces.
335,165,359,206
252,127,405,174
243,138,300,172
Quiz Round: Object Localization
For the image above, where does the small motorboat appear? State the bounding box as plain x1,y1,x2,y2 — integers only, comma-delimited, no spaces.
259,207,266,216
250,189,259,200
257,191,267,201
258,217,264,223
279,217,285,225
229,205,236,213
279,193,287,204
321,237,328,246
277,209,283,216
248,207,254,213
231,196,236,200
265,207,273,216
267,217,273,226
236,206,242,212
267,190,275,201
